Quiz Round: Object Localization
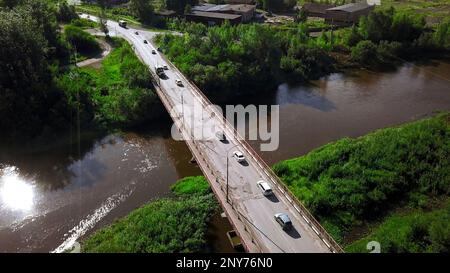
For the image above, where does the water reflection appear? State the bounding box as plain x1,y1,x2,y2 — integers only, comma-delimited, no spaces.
0,166,35,212
276,83,336,111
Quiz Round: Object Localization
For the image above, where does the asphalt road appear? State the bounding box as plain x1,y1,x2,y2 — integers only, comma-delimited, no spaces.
81,14,331,253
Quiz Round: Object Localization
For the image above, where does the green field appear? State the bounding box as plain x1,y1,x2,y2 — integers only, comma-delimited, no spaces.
378,0,450,25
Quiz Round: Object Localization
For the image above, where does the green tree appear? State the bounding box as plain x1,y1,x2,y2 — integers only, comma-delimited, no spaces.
130,0,154,25
0,2,60,137
99,7,109,36
64,25,100,55
184,3,192,15
56,2,78,23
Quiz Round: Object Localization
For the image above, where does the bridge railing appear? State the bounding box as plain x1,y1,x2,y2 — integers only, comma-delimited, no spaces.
145,63,266,253
158,52,344,253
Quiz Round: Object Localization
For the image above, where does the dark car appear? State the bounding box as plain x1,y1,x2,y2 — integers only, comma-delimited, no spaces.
143,40,148,44
274,213,293,230
215,131,226,142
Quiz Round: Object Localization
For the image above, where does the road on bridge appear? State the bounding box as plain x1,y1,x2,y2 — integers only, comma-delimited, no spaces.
81,14,335,253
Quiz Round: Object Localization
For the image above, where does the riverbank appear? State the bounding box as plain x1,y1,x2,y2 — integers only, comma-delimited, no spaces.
154,8,450,103
82,176,219,253
273,113,450,252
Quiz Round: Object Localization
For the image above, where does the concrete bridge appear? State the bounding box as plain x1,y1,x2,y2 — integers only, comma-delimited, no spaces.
81,14,343,253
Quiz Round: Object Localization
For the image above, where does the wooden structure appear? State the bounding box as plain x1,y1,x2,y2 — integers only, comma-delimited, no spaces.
325,2,375,25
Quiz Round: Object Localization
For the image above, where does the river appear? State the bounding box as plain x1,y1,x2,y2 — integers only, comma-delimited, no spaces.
1,59,449,252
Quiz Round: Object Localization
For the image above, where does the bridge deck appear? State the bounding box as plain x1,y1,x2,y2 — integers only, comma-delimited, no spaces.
82,14,343,253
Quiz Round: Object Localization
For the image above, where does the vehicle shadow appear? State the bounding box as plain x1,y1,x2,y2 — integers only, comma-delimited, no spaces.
285,227,301,239
239,161,249,167
220,139,230,144
266,194,280,203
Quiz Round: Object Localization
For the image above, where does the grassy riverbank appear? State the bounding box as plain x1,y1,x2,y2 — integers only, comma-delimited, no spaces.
273,113,450,252
57,37,163,128
346,201,450,253
82,176,219,253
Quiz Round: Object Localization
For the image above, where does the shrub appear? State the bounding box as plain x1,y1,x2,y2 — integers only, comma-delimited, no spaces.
273,114,450,241
351,40,379,66
83,176,218,253
64,25,100,55
346,203,450,253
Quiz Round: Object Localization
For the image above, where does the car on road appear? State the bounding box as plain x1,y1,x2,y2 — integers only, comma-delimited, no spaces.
215,131,226,142
274,213,292,230
232,151,245,163
135,31,139,35
143,40,148,44
163,65,168,70
257,180,273,196
175,79,183,86
151,49,156,54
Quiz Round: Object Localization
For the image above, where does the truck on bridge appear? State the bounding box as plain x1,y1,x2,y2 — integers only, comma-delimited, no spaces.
118,20,127,28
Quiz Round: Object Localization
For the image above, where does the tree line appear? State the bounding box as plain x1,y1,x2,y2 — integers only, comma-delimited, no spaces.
0,0,162,142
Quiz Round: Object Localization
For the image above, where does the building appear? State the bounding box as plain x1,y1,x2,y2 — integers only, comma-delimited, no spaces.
190,3,256,23
226,0,255,4
186,11,243,26
300,3,336,18
325,2,375,25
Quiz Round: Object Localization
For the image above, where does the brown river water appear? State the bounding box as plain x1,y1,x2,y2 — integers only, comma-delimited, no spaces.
1,59,449,252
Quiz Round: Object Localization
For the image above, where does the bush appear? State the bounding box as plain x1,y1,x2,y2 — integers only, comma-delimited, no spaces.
273,114,450,242
64,25,100,55
70,18,98,29
83,176,218,253
83,194,218,253
57,38,162,128
171,176,210,196
346,203,450,253
351,40,379,66
351,40,401,68
56,2,78,23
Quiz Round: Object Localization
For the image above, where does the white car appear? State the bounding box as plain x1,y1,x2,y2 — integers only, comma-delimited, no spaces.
175,79,183,86
233,151,245,163
257,180,273,196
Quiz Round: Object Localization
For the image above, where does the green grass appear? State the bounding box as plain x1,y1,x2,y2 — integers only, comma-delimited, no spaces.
171,176,210,196
82,176,218,253
70,18,98,29
346,202,450,253
273,113,450,246
57,37,161,127
373,0,450,26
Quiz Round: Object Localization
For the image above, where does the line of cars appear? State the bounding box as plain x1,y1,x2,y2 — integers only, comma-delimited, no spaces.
134,31,184,87
215,130,294,232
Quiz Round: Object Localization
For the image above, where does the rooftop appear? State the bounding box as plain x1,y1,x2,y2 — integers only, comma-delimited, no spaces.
327,2,374,12
192,3,255,13
187,11,242,20
302,3,336,14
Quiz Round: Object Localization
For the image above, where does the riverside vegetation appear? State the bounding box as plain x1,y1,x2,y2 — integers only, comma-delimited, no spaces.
155,8,450,102
82,176,218,253
273,113,450,253
0,0,162,142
